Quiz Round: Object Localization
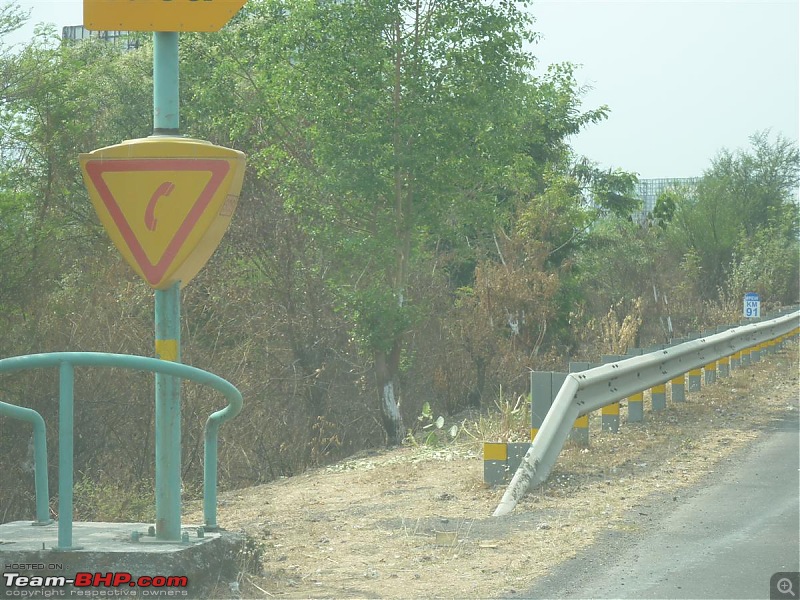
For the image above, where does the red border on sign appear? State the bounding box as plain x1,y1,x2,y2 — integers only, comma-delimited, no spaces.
85,159,230,286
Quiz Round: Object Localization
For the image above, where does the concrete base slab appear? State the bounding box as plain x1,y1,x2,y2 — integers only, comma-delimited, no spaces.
0,521,246,599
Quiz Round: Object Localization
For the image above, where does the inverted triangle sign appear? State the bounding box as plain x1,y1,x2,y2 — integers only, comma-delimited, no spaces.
85,158,230,287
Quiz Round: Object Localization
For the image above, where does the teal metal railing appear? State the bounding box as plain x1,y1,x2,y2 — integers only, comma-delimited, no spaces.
0,399,51,525
0,352,242,549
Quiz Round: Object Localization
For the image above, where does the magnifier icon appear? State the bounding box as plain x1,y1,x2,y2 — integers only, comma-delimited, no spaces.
778,578,796,597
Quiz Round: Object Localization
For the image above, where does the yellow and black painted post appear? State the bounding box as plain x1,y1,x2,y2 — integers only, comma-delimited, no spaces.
651,383,667,411
717,354,730,377
703,360,717,385
740,345,752,367
601,403,620,433
627,390,644,422
483,442,533,486
572,414,589,446
670,373,686,402
483,442,507,485
730,350,741,371
751,342,762,363
687,367,702,392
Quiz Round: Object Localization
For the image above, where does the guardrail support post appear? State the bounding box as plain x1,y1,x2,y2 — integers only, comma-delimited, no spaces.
751,343,761,363
651,383,666,411
740,346,752,367
601,403,620,432
571,414,589,446
483,443,508,486
717,355,730,377
687,368,702,392
507,443,530,478
730,350,741,371
670,374,685,402
627,391,644,422
703,361,716,385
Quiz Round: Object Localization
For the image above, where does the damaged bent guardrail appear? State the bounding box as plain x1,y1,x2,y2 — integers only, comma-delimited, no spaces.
492,310,800,517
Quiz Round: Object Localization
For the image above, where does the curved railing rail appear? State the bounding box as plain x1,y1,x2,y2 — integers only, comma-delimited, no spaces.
0,352,242,548
493,310,800,517
0,400,50,525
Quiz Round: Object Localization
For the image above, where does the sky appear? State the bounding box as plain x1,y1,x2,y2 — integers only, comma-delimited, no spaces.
3,0,799,180
528,1,800,179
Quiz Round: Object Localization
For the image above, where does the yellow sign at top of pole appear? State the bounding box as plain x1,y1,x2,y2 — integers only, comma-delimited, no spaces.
84,0,248,32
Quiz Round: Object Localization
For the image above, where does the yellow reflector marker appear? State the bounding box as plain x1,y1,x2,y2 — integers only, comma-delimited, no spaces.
483,443,508,461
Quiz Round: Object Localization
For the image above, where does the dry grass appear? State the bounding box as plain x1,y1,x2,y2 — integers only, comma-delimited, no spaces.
186,342,799,599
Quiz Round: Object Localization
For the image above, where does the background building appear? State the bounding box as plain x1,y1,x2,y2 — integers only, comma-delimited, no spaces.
62,25,141,50
634,177,700,222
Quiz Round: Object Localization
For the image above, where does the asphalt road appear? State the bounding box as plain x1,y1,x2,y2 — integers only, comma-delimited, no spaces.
522,411,800,600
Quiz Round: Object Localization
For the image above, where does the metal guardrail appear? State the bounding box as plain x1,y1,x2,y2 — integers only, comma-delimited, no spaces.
0,352,242,548
493,310,800,517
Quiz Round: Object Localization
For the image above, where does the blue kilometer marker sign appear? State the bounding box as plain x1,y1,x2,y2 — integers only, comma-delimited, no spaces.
744,292,760,318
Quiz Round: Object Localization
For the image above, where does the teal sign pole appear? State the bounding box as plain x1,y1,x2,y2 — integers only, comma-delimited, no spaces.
153,31,182,541
77,5,246,544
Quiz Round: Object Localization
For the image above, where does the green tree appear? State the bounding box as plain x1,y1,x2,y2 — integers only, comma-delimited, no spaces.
0,27,152,315
727,219,799,306
0,25,162,520
181,0,554,444
667,132,799,299
0,1,27,40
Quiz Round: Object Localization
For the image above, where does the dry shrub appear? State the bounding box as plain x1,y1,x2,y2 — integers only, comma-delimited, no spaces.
587,297,643,355
429,234,562,413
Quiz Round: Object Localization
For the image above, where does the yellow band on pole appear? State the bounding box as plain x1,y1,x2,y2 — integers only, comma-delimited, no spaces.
602,403,620,416
574,414,589,428
155,339,178,362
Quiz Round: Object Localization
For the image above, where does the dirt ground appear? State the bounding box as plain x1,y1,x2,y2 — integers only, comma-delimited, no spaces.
185,342,799,599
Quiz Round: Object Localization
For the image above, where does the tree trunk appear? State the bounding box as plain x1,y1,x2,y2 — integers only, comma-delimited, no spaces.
374,342,405,446
467,356,486,408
